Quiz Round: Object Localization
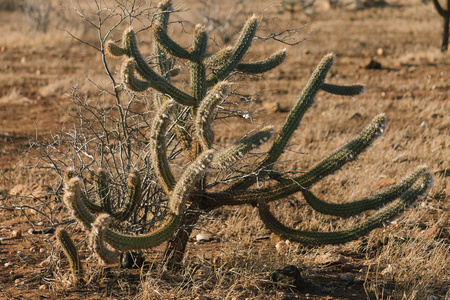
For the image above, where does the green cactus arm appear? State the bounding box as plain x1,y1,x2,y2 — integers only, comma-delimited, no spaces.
190,25,208,102
191,24,208,61
110,171,142,221
236,49,287,74
102,213,180,252
90,214,119,265
150,100,177,195
229,53,335,191
194,82,229,150
64,169,103,214
301,166,429,217
152,0,175,108
105,40,128,57
203,46,233,68
207,15,259,86
258,171,432,245
123,29,196,106
169,150,214,215
92,169,112,214
63,177,96,230
152,24,192,60
320,83,365,96
211,125,275,168
432,0,448,17
122,59,152,92
56,228,83,284
201,114,386,207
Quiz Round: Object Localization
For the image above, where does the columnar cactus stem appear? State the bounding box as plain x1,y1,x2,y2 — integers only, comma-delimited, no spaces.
56,228,83,285
194,82,229,150
90,214,119,265
150,100,177,195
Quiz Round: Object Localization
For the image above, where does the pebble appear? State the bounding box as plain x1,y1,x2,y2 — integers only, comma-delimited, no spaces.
30,246,38,252
314,253,347,265
196,233,211,242
38,285,47,290
10,230,22,239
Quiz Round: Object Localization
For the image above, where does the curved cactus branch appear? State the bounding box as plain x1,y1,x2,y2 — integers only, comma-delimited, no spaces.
122,58,152,92
90,214,119,265
211,125,275,168
150,100,177,195
169,150,214,215
152,24,192,60
203,46,233,68
301,165,430,217
56,228,83,285
122,29,196,106
320,83,365,96
207,15,259,86
258,170,432,245
202,114,386,207
230,53,335,191
110,171,142,221
236,49,287,74
194,82,229,150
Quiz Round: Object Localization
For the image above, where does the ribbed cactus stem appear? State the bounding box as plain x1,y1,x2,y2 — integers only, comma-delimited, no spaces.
236,49,287,74
321,83,365,96
56,228,83,285
64,169,104,214
194,82,229,150
122,58,152,92
105,40,128,57
63,177,96,230
152,24,192,60
123,28,196,106
190,25,208,102
207,15,259,85
203,46,233,68
203,114,386,207
258,170,432,245
169,150,214,215
301,165,430,217
230,53,335,191
103,214,181,251
150,100,177,195
90,214,119,265
111,171,142,221
211,125,275,168
152,0,174,108
93,169,112,214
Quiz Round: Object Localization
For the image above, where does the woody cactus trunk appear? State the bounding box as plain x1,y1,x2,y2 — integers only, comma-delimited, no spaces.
59,0,433,274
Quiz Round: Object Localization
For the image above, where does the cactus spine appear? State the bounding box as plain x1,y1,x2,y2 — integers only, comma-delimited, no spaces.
59,0,433,272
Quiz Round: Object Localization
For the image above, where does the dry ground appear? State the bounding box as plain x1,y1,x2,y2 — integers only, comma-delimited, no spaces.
0,0,449,299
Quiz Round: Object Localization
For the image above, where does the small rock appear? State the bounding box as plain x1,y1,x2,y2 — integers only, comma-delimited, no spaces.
340,272,354,282
196,233,211,242
314,253,347,265
376,48,384,56
10,230,22,239
28,228,36,235
275,240,288,253
420,121,427,128
4,262,13,267
38,284,47,290
39,248,46,253
30,246,38,252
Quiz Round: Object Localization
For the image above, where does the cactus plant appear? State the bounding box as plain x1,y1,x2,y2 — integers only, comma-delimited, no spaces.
432,0,450,51
57,0,433,275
